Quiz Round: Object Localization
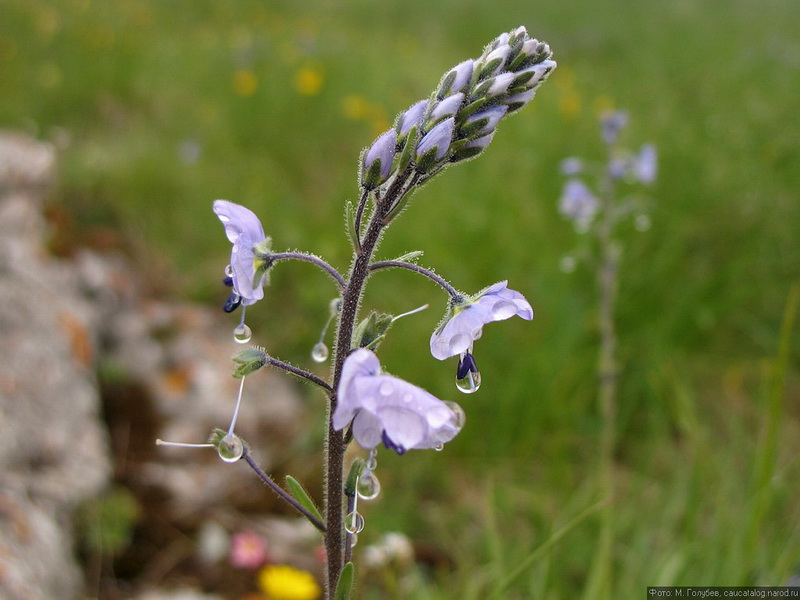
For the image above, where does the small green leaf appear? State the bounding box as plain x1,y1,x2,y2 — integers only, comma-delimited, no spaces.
334,562,356,600
285,475,323,524
344,458,365,498
391,250,424,262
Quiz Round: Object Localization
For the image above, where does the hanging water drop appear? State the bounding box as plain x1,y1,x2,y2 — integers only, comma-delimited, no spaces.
357,471,381,501
233,324,252,344
224,264,234,277
311,342,329,363
349,534,358,549
455,352,481,394
434,443,444,452
456,370,481,393
344,511,365,534
365,449,378,471
217,433,244,463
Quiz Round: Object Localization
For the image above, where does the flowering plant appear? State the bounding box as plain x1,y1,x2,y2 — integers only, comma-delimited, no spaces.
158,26,555,599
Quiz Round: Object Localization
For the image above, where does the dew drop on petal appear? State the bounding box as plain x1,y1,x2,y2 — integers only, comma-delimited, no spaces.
455,369,481,394
233,324,252,344
217,434,244,463
378,381,394,396
445,401,466,429
311,342,329,363
357,471,381,501
491,300,518,320
448,332,472,355
224,264,234,277
344,511,365,534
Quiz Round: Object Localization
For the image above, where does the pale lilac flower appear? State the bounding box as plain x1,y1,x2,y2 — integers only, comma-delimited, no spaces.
333,349,463,454
635,144,657,184
213,200,268,306
559,179,599,228
416,117,455,162
398,99,428,136
430,281,534,361
363,129,397,187
483,45,511,75
230,530,270,569
504,88,536,112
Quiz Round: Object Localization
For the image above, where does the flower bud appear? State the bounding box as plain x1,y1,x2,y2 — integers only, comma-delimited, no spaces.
450,132,495,163
463,105,507,137
503,88,536,113
429,92,464,124
439,60,474,96
232,347,268,378
397,99,428,137
416,117,455,169
482,45,511,76
362,129,397,189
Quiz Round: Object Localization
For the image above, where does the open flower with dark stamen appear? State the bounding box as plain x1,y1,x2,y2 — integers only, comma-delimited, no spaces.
213,200,270,306
333,349,463,454
430,281,533,361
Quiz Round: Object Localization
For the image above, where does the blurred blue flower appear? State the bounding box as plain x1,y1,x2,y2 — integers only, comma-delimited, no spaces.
213,200,269,306
600,110,628,145
333,349,463,454
430,281,533,361
635,143,658,184
559,179,599,229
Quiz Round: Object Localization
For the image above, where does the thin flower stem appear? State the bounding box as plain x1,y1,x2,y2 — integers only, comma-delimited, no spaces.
266,357,333,393
353,188,370,254
369,260,460,298
243,451,327,532
266,251,347,290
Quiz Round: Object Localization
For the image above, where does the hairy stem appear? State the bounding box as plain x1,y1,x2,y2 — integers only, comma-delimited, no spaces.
266,251,347,290
243,452,327,532
369,260,461,298
266,357,333,393
323,182,401,595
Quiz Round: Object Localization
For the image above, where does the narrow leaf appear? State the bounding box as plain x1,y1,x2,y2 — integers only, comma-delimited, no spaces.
334,562,355,600
285,475,323,524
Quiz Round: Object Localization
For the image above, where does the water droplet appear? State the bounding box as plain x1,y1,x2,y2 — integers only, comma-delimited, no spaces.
357,471,381,500
224,264,234,277
445,401,466,429
434,443,444,452
491,300,518,320
365,450,378,471
560,255,577,273
349,534,358,549
217,434,244,463
455,369,481,394
311,342,329,362
378,381,394,396
344,511,365,534
329,298,342,315
233,324,252,344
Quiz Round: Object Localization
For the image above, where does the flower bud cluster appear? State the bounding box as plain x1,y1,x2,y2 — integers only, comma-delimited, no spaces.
360,26,556,190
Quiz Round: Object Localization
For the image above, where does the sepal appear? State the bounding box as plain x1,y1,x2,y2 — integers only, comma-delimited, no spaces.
231,347,268,378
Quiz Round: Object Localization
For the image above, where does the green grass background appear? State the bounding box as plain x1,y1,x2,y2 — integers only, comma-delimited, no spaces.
2,0,800,598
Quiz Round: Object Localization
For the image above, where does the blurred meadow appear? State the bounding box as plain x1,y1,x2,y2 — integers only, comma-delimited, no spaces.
2,0,800,598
